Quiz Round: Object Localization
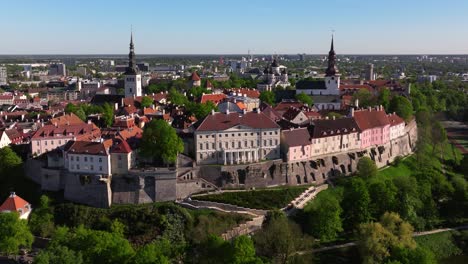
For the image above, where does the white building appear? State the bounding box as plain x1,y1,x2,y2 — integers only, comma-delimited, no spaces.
388,113,406,141
49,63,66,76
64,141,111,176
195,110,281,165
0,130,12,148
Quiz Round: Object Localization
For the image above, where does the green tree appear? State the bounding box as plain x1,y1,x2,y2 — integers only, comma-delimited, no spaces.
342,178,371,230
352,89,375,108
0,212,33,256
304,192,343,241
131,239,172,264
34,245,83,264
357,212,416,264
369,179,397,219
254,212,311,263
386,246,437,264
140,119,184,165
231,235,262,264
0,146,22,178
378,89,391,110
28,195,55,237
259,91,276,106
101,102,115,128
295,93,313,106
168,88,188,106
389,96,413,122
140,96,154,108
186,101,217,119
357,157,378,179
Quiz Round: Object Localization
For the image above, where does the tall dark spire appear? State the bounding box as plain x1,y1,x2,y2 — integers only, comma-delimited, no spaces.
126,30,138,75
325,35,338,76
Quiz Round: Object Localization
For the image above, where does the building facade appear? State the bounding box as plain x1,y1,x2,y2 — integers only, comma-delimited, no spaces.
195,111,281,165
64,141,111,176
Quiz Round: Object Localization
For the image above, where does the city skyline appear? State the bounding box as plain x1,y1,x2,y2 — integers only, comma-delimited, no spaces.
1,0,468,55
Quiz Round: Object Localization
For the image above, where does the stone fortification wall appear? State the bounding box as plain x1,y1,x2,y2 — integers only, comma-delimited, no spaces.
63,173,112,208
195,120,418,190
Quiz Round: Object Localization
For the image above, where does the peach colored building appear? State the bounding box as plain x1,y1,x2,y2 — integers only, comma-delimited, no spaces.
281,128,312,162
310,117,361,156
388,113,406,140
352,106,390,149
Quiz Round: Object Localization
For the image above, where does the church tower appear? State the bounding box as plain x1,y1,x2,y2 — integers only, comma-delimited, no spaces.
124,32,142,98
324,36,340,95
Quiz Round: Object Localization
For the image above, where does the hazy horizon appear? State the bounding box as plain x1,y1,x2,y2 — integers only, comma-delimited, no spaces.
2,0,468,55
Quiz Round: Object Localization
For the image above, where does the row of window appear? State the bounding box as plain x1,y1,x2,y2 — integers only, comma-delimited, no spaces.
198,131,279,139
38,140,63,146
71,164,103,171
70,156,103,163
199,139,278,150
199,149,278,160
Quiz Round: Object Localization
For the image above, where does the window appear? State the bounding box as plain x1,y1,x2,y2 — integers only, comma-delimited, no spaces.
84,157,88,162
45,141,47,146
59,140,61,145
99,166,103,171
51,141,54,145
71,156,74,161
71,165,74,169
99,158,102,163
90,165,94,170
200,143,203,150
244,141,247,147
77,165,80,170
76,157,80,161
90,157,93,162
118,155,122,161
36,141,39,146
212,143,215,149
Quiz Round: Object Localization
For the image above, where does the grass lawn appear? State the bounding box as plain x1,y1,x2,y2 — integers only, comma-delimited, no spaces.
193,185,310,210
415,231,462,260
378,156,416,178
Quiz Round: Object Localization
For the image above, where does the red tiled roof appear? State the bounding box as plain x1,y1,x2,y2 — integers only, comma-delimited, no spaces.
274,101,304,113
32,123,101,140
191,71,201,81
282,128,311,147
64,141,109,156
200,94,226,104
197,111,280,131
340,84,373,92
229,88,260,98
0,193,30,213
49,113,84,126
353,108,390,131
110,138,132,154
388,113,405,126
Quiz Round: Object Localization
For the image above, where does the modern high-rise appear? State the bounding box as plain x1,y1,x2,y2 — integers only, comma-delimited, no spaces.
366,63,375,80
0,67,7,85
124,33,142,98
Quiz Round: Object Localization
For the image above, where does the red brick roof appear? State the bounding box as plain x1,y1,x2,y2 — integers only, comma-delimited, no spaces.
274,101,304,113
197,112,280,131
110,138,132,154
64,140,109,156
353,108,390,131
32,123,101,141
229,88,260,98
200,94,226,105
49,113,84,126
388,113,405,126
191,71,201,81
0,193,30,213
282,128,311,147
340,84,373,92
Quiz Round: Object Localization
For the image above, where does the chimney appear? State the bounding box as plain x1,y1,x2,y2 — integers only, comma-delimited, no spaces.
162,109,165,115
54,122,58,127
332,116,336,120
368,107,371,111
355,99,359,108
133,94,136,99
211,109,215,115
256,108,261,113
10,192,16,197
243,108,247,114
151,104,155,110
350,107,355,117
226,109,230,115
87,120,91,124
325,116,329,120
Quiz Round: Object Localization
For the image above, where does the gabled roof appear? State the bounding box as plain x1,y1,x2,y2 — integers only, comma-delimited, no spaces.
49,113,84,126
64,140,109,156
200,93,226,104
191,71,201,81
110,138,132,154
388,113,405,126
353,107,390,130
197,111,280,131
282,128,311,147
0,192,30,213
310,117,360,138
229,88,260,98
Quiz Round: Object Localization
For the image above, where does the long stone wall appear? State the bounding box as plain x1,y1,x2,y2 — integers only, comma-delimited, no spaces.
193,120,418,190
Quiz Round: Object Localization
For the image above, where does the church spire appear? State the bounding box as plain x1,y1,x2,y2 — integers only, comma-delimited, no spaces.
325,35,338,76
126,30,137,75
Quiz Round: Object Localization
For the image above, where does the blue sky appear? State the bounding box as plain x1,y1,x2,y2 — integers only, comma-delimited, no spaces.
1,0,468,54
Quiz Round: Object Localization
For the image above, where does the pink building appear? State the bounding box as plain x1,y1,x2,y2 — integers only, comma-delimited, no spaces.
352,106,390,149
281,128,312,162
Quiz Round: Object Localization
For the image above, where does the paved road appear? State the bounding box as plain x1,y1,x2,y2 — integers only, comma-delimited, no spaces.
295,225,468,255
